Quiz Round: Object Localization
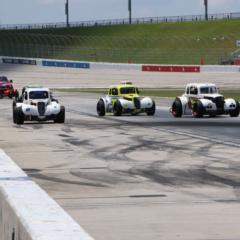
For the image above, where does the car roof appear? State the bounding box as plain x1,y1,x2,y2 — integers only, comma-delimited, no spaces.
186,83,217,88
109,83,137,89
25,87,50,92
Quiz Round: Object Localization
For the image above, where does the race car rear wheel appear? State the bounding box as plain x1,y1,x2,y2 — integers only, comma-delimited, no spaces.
54,106,65,123
146,100,156,116
97,99,105,116
15,107,24,125
172,99,182,118
113,100,122,116
229,100,240,117
192,100,204,118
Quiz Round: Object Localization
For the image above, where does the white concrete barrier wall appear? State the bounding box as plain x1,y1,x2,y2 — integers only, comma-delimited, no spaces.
1,56,240,73
90,61,142,71
200,65,240,73
0,149,94,240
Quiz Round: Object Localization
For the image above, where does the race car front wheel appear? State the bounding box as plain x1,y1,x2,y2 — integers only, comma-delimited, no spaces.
229,100,240,117
146,100,156,116
113,100,122,116
15,107,24,125
54,106,65,123
97,99,105,116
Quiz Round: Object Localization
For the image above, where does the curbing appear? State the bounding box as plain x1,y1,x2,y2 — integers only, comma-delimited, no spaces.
0,149,94,240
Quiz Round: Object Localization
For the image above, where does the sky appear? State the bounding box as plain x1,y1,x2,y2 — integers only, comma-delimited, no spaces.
0,0,240,25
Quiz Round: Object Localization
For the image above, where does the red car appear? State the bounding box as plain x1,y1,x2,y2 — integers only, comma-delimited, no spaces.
0,76,18,99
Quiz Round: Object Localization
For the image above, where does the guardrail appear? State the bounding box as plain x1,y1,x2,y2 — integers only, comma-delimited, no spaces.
0,12,240,30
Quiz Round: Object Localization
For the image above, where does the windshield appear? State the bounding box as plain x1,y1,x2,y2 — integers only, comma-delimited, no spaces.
200,87,218,94
29,91,49,99
120,87,139,94
0,77,8,82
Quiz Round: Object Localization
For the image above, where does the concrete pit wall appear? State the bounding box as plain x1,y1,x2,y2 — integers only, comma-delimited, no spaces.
0,150,94,240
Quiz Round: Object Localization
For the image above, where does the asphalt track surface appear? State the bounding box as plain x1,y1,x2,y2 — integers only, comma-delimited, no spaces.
1,64,240,240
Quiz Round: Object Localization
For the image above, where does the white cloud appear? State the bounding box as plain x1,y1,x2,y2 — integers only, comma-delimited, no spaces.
210,0,233,7
198,0,238,11
36,0,64,6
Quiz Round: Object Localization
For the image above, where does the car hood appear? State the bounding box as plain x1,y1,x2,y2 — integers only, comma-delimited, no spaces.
202,94,223,99
0,82,11,87
122,94,140,100
29,99,50,105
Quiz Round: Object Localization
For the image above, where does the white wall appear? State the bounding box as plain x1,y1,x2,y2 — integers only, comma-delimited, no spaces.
0,150,94,240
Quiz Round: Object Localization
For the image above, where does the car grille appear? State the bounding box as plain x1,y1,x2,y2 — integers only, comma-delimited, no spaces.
37,102,46,116
133,97,141,109
213,96,225,109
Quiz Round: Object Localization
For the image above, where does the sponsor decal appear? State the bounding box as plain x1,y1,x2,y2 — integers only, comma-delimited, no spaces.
2,58,37,65
42,60,90,69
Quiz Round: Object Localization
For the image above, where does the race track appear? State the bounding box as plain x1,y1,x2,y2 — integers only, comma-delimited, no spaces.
1,64,240,240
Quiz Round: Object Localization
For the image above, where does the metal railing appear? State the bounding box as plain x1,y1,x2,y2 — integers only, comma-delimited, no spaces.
0,12,240,30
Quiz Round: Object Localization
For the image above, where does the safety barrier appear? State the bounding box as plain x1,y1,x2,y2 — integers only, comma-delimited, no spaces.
1,56,240,73
0,149,94,240
90,62,142,71
42,60,90,69
201,65,240,73
142,65,200,73
2,57,37,65
1,56,41,66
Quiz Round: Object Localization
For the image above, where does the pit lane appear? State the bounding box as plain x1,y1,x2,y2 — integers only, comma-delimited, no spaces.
0,64,240,240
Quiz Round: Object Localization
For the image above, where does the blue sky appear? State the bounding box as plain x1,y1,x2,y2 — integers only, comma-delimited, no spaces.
1,0,240,25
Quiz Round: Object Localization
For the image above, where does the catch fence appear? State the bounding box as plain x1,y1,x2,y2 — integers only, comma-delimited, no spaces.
0,12,240,30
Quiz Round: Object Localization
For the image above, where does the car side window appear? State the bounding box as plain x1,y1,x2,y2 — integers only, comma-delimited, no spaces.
112,88,118,96
190,87,197,95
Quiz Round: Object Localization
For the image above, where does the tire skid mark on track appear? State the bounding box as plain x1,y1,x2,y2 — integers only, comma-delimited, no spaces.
28,172,107,188
166,129,240,148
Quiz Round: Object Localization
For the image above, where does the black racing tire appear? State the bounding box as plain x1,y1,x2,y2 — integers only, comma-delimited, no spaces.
96,99,106,116
229,100,240,117
14,90,19,98
15,107,24,125
16,96,23,103
54,106,65,123
171,99,182,118
113,100,122,116
12,100,17,124
146,100,156,116
192,100,204,118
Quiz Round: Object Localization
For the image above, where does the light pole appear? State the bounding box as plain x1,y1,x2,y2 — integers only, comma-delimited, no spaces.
128,0,132,24
204,0,208,21
65,0,69,27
